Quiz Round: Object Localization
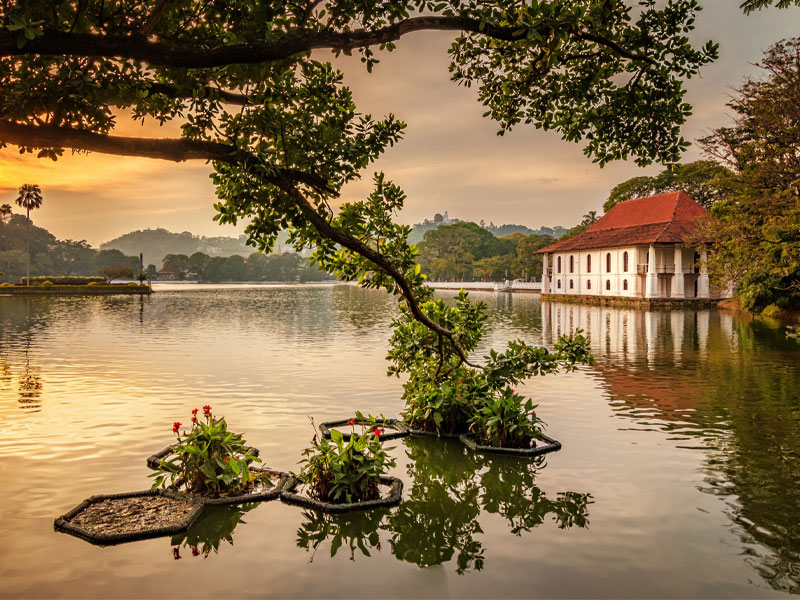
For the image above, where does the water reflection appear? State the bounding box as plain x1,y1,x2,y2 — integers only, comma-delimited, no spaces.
170,504,258,559
297,508,388,562
388,437,485,573
296,436,591,574
541,301,800,593
0,298,46,410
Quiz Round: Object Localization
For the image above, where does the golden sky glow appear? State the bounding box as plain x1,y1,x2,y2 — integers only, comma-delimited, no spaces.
0,3,798,247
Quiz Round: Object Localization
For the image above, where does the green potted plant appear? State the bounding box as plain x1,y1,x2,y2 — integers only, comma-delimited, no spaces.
150,405,287,504
282,418,402,513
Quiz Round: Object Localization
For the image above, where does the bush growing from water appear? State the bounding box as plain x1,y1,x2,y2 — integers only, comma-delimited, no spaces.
298,414,395,504
151,406,266,496
388,290,592,446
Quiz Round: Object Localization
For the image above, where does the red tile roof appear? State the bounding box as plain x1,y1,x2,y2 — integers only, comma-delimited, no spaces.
536,191,707,254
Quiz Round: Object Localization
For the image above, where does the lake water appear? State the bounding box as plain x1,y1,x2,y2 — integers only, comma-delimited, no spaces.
0,284,798,598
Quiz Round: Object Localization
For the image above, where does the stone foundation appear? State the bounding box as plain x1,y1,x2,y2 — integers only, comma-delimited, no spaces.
540,293,721,310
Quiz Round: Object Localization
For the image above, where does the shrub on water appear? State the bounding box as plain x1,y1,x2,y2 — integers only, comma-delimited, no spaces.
41,280,54,287
298,413,395,504
151,406,265,496
389,290,594,446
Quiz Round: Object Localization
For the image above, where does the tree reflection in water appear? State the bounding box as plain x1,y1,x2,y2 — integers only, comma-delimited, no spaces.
479,452,592,535
170,504,258,559
295,436,591,573
297,508,389,563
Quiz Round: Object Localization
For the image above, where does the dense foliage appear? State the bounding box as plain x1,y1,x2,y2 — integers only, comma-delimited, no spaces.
0,214,141,282
416,222,553,281
151,405,266,496
159,250,331,282
697,38,800,313
388,290,593,446
603,160,734,212
298,415,395,503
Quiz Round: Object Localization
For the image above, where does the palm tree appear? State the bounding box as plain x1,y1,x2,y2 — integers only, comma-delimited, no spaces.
15,184,43,286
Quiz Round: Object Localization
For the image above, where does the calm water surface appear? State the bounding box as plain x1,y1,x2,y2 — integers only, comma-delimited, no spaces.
0,284,798,598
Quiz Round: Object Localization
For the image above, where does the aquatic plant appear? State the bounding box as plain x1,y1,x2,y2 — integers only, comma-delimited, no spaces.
151,406,264,496
298,416,395,504
390,290,592,445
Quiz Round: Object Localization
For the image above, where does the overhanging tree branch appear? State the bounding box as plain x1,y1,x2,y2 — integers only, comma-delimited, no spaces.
0,16,656,69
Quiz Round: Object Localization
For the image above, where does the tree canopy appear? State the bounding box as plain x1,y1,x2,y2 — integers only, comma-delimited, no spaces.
603,160,734,212
0,0,724,366
698,38,800,312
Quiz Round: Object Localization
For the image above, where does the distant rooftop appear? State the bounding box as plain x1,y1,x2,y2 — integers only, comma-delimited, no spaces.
536,191,707,254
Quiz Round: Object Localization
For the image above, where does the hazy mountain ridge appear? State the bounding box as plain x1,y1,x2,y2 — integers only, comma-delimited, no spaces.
101,228,292,267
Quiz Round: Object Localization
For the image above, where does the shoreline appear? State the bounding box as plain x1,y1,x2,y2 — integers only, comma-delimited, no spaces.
0,285,152,296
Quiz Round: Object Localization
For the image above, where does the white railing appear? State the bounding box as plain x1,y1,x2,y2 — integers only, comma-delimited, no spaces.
511,280,542,291
425,280,542,292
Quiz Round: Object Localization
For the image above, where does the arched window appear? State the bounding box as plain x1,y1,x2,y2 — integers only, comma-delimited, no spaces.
606,253,612,273
587,280,591,290
569,255,574,273
557,256,562,273
587,254,592,273
557,280,561,289
569,279,574,289
606,280,611,290
623,280,628,291
623,251,629,272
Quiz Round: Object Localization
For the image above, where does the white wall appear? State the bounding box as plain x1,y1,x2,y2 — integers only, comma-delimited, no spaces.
549,246,642,298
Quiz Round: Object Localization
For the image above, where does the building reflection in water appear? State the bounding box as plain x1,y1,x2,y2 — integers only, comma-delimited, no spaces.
541,300,800,594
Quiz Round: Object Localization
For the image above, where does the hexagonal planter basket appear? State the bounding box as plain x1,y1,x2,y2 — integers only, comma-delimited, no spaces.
54,488,203,546
169,467,289,506
405,426,463,439
146,443,260,470
280,475,403,513
459,432,562,457
319,417,409,441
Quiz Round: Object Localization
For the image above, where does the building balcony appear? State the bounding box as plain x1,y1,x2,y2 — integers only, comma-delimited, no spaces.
636,264,695,275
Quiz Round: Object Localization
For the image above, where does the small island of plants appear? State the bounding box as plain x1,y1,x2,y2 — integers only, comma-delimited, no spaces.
387,291,592,452
151,406,285,504
282,417,402,512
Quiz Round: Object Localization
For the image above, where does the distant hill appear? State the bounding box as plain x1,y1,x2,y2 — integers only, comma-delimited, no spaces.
408,213,557,245
101,228,292,267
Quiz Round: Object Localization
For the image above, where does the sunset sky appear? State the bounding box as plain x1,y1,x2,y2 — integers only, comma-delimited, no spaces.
0,3,797,247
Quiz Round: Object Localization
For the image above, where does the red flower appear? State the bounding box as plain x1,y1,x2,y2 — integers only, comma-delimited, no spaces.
192,408,198,416
347,418,355,425
202,405,212,417
374,428,382,438
191,416,197,424
224,456,230,463
172,421,181,434
458,380,462,384
191,546,200,556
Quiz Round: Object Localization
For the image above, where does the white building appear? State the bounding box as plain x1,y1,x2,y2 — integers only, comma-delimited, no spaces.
537,191,713,300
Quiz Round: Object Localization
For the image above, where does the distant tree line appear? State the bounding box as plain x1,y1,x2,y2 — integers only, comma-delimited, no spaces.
157,251,332,282
416,221,553,281
0,211,331,284
0,211,141,283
